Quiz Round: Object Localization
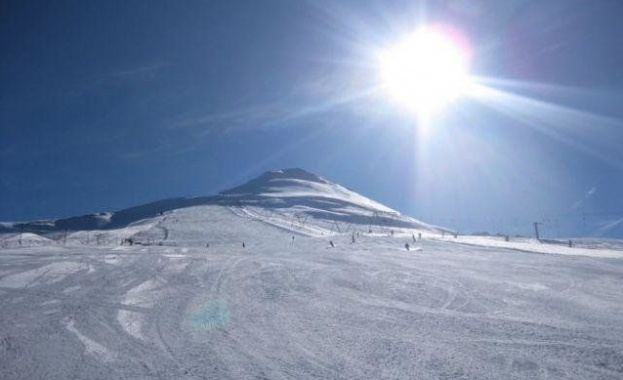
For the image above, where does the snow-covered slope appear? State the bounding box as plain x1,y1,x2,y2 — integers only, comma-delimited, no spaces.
221,168,395,212
2,169,623,380
1,220,623,379
1,168,438,238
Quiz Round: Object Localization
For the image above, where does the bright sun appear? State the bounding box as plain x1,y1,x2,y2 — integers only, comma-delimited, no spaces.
379,27,470,119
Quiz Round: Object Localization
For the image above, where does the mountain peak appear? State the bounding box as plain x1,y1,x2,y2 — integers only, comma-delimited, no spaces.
4,168,430,234
219,168,398,214
266,168,328,183
220,168,330,196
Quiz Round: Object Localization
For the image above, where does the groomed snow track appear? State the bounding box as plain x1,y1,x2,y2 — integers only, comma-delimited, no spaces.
1,225,623,379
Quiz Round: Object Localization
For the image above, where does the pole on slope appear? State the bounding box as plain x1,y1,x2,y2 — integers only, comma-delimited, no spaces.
533,222,542,242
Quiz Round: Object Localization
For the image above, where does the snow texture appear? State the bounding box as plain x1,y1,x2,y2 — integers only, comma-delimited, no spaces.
1,169,623,379
1,169,435,236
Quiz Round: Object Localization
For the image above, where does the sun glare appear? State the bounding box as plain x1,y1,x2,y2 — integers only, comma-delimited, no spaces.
379,27,470,119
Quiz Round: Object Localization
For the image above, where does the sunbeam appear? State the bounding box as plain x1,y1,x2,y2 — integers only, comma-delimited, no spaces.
466,79,623,169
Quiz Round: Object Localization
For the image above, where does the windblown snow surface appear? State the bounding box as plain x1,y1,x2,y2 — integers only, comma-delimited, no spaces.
1,205,622,380
1,170,622,379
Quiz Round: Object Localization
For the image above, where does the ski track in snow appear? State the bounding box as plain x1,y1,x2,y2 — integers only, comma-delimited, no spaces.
1,206,623,379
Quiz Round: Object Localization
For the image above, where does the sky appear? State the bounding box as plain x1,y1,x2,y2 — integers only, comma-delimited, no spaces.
2,0,623,238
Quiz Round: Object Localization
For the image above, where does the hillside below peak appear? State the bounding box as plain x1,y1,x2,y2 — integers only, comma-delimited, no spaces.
3,168,415,234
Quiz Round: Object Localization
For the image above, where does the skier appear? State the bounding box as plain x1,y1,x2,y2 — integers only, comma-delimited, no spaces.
405,243,410,251
329,240,335,248
242,242,246,249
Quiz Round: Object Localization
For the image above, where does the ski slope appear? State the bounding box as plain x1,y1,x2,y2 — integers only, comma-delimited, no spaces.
1,169,437,236
1,202,623,380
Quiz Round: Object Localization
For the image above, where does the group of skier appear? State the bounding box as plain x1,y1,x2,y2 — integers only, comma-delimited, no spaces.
201,231,431,252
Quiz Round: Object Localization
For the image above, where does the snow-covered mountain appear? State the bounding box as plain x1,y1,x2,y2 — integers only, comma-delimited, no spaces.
220,168,394,212
2,170,623,380
0,168,438,241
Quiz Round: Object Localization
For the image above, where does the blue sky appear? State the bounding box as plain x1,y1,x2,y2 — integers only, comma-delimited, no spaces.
2,0,623,238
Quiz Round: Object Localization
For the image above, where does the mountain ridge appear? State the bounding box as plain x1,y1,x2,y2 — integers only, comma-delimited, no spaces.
0,168,434,235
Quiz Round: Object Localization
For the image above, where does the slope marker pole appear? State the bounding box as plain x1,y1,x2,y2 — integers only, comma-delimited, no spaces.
533,222,542,242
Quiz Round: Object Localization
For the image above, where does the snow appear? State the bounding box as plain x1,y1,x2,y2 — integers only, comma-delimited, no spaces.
1,169,623,379
65,318,115,362
0,232,54,249
0,261,88,288
1,202,623,380
443,235,623,259
225,175,396,213
3,168,435,235
220,169,406,224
